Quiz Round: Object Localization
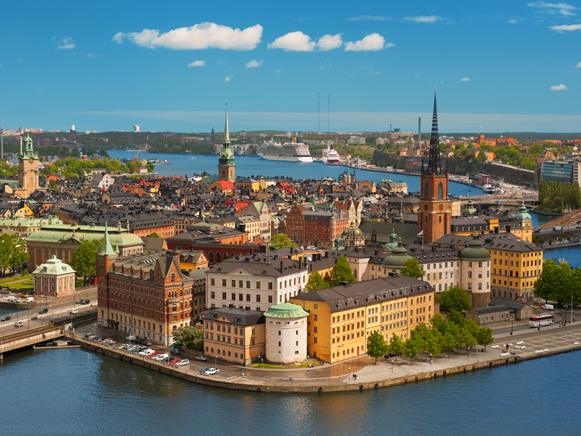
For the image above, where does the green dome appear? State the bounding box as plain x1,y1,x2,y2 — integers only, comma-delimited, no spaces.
514,201,531,222
464,198,477,216
460,235,491,260
264,303,309,319
382,242,412,267
383,227,400,252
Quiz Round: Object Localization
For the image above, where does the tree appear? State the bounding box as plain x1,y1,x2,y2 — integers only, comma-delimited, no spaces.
476,327,494,351
400,258,425,279
476,150,487,162
146,161,155,173
70,239,103,285
172,326,203,350
150,232,159,238
459,329,476,355
403,335,423,364
49,180,58,191
435,286,473,313
305,271,327,292
0,234,30,276
387,333,405,360
367,331,389,364
269,233,297,250
330,256,357,286
99,149,111,158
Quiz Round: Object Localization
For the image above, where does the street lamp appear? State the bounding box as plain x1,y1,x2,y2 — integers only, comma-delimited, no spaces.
215,355,217,369
510,314,514,335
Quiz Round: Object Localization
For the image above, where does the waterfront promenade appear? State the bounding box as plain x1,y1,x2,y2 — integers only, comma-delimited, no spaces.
73,322,581,393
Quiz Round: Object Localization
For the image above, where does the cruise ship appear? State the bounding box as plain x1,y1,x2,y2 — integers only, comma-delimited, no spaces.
257,138,313,162
322,144,341,164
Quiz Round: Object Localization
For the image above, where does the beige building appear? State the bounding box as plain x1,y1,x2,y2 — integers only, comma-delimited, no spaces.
264,303,308,364
32,256,76,297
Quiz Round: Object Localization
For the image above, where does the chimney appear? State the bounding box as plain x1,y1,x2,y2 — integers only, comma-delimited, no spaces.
280,260,283,272
506,225,511,233
299,257,302,269
325,251,329,258
494,226,499,234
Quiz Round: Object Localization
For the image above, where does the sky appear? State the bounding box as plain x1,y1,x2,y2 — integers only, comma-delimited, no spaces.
1,0,581,133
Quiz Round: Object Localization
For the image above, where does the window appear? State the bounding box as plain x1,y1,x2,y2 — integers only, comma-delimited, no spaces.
268,282,273,290
246,294,251,302
256,295,261,302
256,281,261,289
232,280,236,287
246,281,250,288
222,292,226,300
211,278,215,286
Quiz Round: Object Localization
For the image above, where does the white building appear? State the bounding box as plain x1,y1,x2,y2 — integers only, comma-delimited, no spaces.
206,255,309,312
32,256,76,297
133,124,140,132
264,303,308,364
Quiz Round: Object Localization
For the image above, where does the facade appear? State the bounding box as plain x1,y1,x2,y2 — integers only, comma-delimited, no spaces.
218,104,236,181
290,275,435,363
538,158,581,185
459,236,492,308
187,268,207,324
236,215,261,241
285,205,350,250
97,228,195,345
417,93,451,244
203,307,265,366
0,215,63,236
32,256,76,297
206,254,309,312
27,223,144,268
264,303,308,364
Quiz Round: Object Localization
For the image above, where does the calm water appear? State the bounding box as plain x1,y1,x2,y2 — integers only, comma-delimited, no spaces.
1,347,580,435
108,150,486,197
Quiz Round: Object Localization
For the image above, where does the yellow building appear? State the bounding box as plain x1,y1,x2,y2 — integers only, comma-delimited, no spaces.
290,274,435,363
236,177,260,192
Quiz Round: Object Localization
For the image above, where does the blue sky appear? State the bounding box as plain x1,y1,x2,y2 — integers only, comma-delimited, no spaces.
1,0,580,133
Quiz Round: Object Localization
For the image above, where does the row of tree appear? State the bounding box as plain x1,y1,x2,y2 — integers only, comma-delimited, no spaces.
0,234,29,276
538,180,581,213
367,287,493,364
534,259,581,305
305,256,357,291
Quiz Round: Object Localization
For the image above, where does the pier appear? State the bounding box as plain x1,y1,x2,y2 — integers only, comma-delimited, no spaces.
0,326,64,359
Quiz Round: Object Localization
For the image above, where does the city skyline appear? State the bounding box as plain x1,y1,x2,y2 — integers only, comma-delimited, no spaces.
1,0,580,132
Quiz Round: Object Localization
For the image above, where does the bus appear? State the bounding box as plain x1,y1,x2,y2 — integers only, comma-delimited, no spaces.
529,314,555,328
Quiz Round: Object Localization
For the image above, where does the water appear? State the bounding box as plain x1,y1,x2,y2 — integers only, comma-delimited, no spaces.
107,150,486,197
1,347,580,435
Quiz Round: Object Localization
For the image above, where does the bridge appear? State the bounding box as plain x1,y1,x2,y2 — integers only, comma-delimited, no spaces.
459,194,539,207
536,209,581,230
0,326,64,358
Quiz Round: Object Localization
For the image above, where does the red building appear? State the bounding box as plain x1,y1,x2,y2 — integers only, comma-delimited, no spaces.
286,204,349,249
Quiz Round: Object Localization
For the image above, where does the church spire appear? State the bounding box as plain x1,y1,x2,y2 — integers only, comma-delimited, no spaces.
426,88,442,175
98,222,116,256
224,101,230,144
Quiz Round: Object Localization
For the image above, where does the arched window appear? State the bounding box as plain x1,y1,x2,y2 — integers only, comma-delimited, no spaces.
424,182,430,200
216,252,221,263
439,216,442,223
171,273,175,283
208,252,214,263
438,182,443,200
222,170,226,177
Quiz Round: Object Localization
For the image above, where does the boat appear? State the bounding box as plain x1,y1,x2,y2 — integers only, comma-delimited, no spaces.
189,157,196,160
322,144,341,164
257,137,313,162
482,183,496,194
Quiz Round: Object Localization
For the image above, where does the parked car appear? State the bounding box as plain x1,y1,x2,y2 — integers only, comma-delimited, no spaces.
175,359,189,367
170,358,182,365
153,353,169,362
195,355,208,362
1,315,11,321
76,299,84,304
14,321,23,327
147,352,160,359
39,308,49,314
139,349,155,356
81,299,90,305
542,304,554,310
202,368,219,376
70,309,78,315
170,349,181,355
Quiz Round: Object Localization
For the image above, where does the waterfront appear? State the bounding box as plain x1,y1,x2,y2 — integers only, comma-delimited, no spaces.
107,150,487,197
2,346,581,435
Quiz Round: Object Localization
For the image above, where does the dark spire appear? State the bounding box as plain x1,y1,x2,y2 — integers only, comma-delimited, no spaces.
426,89,442,175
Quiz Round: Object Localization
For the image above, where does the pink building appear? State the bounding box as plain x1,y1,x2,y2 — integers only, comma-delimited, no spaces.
32,256,76,297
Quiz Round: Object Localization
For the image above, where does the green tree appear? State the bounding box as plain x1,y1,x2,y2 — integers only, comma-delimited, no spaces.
400,258,425,279
459,328,477,355
99,149,111,158
269,233,298,250
329,256,357,286
476,327,494,351
49,180,58,191
476,150,487,162
367,331,389,364
0,234,30,276
435,286,473,313
70,239,103,285
146,161,155,173
150,232,159,238
172,326,203,350
403,335,423,364
305,271,328,292
387,333,405,360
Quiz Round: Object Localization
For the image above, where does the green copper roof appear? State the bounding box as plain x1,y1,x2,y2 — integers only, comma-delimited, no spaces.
382,242,412,267
32,255,75,275
27,224,144,247
264,302,309,319
514,201,531,222
460,235,491,260
224,101,230,144
98,223,117,256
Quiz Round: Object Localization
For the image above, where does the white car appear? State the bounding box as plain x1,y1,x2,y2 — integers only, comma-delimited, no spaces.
14,321,24,327
138,349,155,356
202,368,219,376
153,353,169,361
174,359,190,367
70,309,78,315
194,355,208,362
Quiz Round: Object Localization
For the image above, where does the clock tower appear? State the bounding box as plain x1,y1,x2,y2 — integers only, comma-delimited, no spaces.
17,134,40,199
218,101,236,182
417,91,451,244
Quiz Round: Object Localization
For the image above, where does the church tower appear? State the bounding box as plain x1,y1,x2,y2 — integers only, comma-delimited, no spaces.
17,134,39,198
218,102,235,181
417,91,451,243
96,223,119,329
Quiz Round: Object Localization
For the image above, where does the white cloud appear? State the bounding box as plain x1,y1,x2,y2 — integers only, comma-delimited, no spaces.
113,22,263,50
576,62,581,67
528,1,578,16
347,15,391,21
0,64,3,68
550,24,581,31
550,84,568,90
188,60,205,67
53,37,75,50
245,59,262,68
461,77,471,82
317,34,342,51
225,76,233,82
403,16,441,23
507,19,519,23
274,70,283,74
267,31,316,51
345,33,387,51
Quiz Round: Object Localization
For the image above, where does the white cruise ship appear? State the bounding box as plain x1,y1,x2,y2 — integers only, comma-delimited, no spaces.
322,144,341,164
257,138,313,162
